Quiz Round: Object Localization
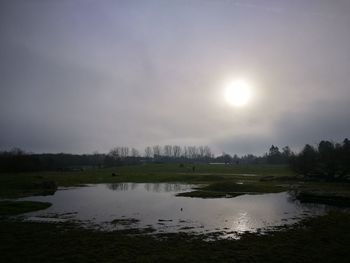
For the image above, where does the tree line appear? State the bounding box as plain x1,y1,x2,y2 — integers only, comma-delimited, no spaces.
1,139,349,181
108,145,213,159
0,148,105,173
0,144,289,172
290,138,350,181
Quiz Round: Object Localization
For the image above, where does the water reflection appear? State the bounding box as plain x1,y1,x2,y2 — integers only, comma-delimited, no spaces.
143,183,191,193
232,212,250,233
19,183,334,238
107,183,139,191
287,190,330,211
107,183,193,193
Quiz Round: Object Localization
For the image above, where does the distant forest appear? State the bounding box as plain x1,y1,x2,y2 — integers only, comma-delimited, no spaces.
0,144,290,172
0,139,349,181
290,139,350,181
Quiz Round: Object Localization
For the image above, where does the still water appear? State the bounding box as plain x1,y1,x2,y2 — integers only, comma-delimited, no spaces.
20,183,330,238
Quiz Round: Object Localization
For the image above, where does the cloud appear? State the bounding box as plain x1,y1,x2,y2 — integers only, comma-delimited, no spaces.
1,0,350,154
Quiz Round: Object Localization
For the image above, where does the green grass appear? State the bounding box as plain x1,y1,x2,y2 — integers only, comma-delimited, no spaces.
0,163,349,205
176,190,238,198
1,163,348,204
0,211,349,262
0,163,349,262
0,201,51,216
205,181,285,192
0,164,293,198
177,181,286,198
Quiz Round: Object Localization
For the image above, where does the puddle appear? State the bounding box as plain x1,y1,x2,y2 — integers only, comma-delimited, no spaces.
19,183,333,238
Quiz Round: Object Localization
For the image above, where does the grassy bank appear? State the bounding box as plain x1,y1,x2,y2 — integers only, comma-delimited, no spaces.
177,181,286,198
0,201,51,216
0,164,293,198
0,211,349,262
0,163,348,205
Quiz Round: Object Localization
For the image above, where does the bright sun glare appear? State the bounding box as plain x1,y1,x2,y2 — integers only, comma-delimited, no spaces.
224,80,253,107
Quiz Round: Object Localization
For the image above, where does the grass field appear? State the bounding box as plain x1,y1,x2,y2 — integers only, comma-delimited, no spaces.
0,163,293,198
0,163,349,262
0,201,51,216
1,163,348,201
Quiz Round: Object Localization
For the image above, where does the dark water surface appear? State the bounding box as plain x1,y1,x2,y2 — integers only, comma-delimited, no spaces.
19,183,331,238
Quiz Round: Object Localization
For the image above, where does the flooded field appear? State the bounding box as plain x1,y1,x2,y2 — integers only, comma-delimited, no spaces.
19,183,331,238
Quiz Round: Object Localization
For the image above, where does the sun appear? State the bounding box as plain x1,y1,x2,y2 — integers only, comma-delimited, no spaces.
224,79,253,107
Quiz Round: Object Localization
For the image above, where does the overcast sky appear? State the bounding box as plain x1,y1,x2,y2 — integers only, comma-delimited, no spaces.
1,0,350,155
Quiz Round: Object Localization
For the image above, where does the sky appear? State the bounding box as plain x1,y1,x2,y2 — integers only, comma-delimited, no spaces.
1,0,350,155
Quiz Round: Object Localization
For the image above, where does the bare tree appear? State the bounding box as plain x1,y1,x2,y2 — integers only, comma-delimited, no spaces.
109,144,213,161
173,145,182,158
182,146,189,158
152,145,162,158
199,146,205,158
163,145,173,157
109,147,121,159
124,147,129,158
203,146,213,158
131,148,140,157
144,146,153,158
188,146,198,159
10,147,26,155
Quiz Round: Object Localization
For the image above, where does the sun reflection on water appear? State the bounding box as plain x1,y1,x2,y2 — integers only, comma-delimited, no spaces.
232,212,250,233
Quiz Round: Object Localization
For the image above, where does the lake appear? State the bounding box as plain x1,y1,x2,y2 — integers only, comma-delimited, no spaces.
19,183,331,238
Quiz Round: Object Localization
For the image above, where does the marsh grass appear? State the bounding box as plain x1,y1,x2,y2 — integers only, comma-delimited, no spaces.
177,181,287,198
0,201,51,216
0,163,350,262
0,164,292,198
0,211,349,262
